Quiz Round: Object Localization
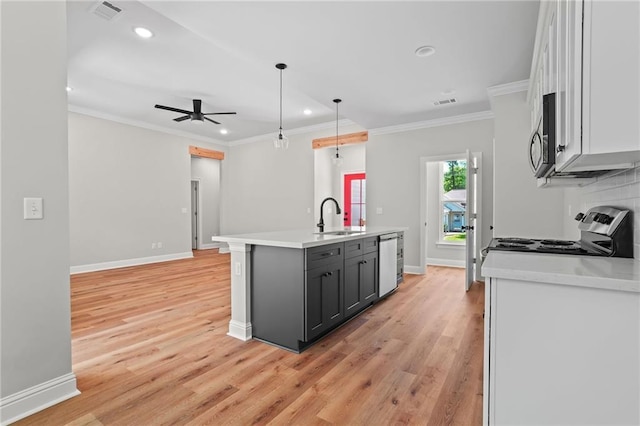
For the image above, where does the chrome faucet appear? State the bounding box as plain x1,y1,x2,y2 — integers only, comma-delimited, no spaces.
317,197,342,233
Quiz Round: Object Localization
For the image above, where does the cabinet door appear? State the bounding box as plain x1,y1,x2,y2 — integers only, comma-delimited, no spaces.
305,262,343,341
361,251,378,303
555,0,583,171
344,256,362,317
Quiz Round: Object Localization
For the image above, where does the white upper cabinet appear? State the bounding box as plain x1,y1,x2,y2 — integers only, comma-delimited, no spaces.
529,0,640,173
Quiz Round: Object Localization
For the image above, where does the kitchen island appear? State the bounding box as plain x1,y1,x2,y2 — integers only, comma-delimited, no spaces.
213,227,405,352
481,251,640,425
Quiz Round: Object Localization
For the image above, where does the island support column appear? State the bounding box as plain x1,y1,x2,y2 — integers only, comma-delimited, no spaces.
227,242,253,340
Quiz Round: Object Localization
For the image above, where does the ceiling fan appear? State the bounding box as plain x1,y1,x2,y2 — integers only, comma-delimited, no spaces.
154,99,236,124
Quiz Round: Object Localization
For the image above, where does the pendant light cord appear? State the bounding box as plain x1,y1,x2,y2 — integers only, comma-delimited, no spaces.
275,63,287,139
333,98,341,156
279,67,283,134
336,101,338,151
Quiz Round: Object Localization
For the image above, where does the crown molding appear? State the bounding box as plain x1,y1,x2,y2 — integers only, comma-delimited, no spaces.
487,80,529,98
227,119,355,147
69,105,497,148
68,105,226,146
369,110,494,136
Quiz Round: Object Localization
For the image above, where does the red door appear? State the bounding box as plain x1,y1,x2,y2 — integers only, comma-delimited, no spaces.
343,173,366,227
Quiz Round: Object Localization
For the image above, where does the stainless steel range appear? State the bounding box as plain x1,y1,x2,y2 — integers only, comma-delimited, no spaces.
486,206,633,258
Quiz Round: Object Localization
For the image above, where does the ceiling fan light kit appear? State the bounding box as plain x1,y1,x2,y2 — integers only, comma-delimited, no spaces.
274,63,289,150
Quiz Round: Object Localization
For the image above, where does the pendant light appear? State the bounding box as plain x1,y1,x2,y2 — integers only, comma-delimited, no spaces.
332,98,343,166
273,63,289,149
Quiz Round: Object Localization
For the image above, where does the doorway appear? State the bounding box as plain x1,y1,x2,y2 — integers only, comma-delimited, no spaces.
419,152,482,291
343,172,366,227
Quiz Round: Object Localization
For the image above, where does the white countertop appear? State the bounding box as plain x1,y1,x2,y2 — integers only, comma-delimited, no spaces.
482,251,640,293
212,226,405,249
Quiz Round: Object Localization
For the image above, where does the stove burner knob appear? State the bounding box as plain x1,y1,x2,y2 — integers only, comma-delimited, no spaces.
594,213,611,224
574,212,585,221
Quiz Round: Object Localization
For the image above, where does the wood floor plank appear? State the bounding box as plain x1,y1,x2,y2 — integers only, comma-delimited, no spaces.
14,251,484,425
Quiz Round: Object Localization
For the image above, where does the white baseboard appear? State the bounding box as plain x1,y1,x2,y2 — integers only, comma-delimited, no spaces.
70,252,194,274
0,373,79,425
198,243,222,250
426,258,465,268
404,265,424,275
227,320,252,341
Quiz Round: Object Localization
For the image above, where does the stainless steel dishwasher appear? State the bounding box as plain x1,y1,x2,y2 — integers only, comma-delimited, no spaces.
378,233,398,298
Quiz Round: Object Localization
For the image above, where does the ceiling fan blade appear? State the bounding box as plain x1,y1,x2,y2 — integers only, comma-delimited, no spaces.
203,117,220,125
173,115,191,122
155,104,193,115
193,99,202,114
203,112,237,115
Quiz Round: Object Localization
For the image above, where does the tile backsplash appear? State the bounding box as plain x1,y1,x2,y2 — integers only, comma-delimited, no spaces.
564,164,640,260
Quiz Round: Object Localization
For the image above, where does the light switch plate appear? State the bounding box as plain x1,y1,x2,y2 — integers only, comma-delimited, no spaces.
24,198,44,220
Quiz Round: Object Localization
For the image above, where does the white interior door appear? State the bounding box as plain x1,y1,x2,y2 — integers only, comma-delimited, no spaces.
465,151,483,290
191,180,199,249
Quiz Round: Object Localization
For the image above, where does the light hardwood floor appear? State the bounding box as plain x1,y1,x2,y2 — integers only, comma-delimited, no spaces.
16,250,484,425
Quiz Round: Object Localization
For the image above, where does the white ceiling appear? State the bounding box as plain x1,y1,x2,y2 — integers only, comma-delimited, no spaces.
67,0,539,144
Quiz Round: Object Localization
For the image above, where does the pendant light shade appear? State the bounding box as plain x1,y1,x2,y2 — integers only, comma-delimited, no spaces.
274,63,289,149
332,98,343,166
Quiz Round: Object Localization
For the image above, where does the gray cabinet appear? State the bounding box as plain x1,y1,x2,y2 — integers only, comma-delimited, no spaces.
344,237,379,318
305,244,344,341
397,231,404,283
251,237,380,352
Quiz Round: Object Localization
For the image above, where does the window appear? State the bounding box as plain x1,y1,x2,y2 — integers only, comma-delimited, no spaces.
440,160,467,244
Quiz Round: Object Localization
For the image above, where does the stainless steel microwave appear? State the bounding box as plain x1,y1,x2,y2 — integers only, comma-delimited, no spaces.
529,92,556,178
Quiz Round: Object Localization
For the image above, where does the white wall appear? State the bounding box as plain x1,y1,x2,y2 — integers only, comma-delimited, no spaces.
366,118,495,273
190,156,221,248
0,2,78,423
490,90,565,238
563,165,640,260
68,112,226,271
221,123,365,235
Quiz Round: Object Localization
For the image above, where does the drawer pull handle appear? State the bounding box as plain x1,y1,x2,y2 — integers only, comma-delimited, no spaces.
322,271,333,277
321,252,334,257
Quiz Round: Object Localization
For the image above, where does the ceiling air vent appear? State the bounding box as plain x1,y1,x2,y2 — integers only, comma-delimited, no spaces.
90,1,123,21
433,98,458,106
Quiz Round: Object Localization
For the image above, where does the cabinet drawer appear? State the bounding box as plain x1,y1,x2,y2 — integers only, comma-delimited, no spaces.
363,236,378,254
306,243,343,270
344,239,365,258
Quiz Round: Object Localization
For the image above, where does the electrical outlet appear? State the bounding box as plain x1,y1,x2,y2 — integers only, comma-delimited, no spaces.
151,243,156,249
235,262,242,276
376,207,383,215
157,242,163,249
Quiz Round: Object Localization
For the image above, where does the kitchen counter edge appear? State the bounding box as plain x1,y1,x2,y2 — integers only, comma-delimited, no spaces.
482,251,640,293
212,227,406,249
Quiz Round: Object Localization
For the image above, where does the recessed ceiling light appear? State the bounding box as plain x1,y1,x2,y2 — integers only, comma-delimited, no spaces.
303,109,312,115
220,129,228,135
66,86,73,92
134,27,153,39
415,45,436,57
